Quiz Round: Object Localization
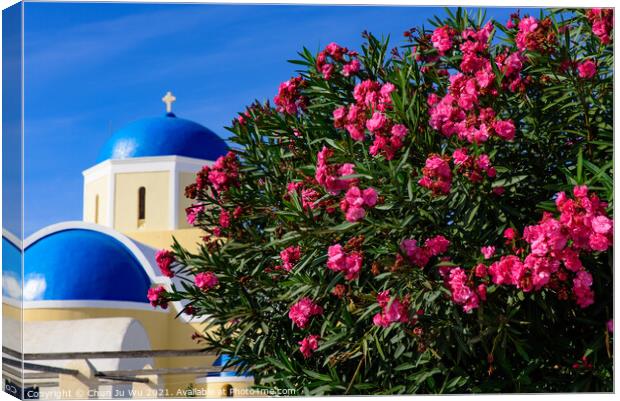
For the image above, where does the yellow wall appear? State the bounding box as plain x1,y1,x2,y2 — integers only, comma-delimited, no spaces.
123,228,203,253
114,172,170,232
178,172,197,230
5,303,216,395
83,176,108,224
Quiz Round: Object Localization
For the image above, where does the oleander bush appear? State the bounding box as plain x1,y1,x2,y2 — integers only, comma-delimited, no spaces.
149,8,614,394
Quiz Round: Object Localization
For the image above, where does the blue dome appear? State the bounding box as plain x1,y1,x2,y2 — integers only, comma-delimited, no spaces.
24,229,151,303
97,113,228,162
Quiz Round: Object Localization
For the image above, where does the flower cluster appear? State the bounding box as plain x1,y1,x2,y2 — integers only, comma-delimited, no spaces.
464,186,613,310
400,235,450,268
274,76,307,115
155,249,176,278
298,335,320,358
555,185,612,252
495,50,528,93
428,23,517,145
289,297,324,329
452,148,497,183
147,286,168,309
372,290,410,328
315,146,357,195
586,8,614,44
516,16,556,53
195,271,219,291
327,244,363,280
276,246,302,272
196,151,240,194
431,25,457,55
340,186,378,222
286,181,320,210
316,42,360,79
447,268,481,312
333,80,408,160
418,154,452,195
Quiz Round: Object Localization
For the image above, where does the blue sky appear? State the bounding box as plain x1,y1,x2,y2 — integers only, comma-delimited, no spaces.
23,2,518,235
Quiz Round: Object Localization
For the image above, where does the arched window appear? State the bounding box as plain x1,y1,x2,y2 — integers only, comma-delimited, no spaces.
138,187,146,224
94,195,100,224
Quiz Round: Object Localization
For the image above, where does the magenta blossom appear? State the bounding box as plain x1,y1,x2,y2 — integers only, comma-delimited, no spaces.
340,186,378,222
289,297,323,329
279,246,302,272
155,249,175,278
195,272,219,291
147,286,168,309
577,60,597,79
481,246,496,260
298,335,320,358
372,290,411,328
327,244,363,280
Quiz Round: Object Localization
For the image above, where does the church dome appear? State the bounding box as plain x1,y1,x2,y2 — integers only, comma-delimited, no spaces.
97,113,228,162
24,226,152,303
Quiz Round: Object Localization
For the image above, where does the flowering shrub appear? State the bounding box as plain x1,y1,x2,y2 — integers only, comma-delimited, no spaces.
154,8,613,394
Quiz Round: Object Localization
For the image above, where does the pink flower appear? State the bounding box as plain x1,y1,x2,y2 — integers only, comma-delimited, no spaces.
366,112,387,133
315,146,357,195
607,319,614,333
342,59,361,77
400,235,449,268
289,297,323,329
493,120,516,141
577,60,597,79
474,263,488,278
573,270,594,308
419,155,452,195
195,272,219,291
199,151,240,194
587,9,614,44
340,186,378,222
591,215,613,234
481,246,496,260
274,76,306,114
327,244,363,280
186,204,204,225
447,268,479,312
425,235,450,256
504,228,518,240
488,255,524,287
391,124,408,141
431,26,454,55
452,148,469,165
280,246,302,272
155,250,175,278
516,16,539,51
219,209,231,228
298,335,320,358
147,286,168,309
372,290,410,328
321,63,335,80
562,248,583,272
333,106,347,126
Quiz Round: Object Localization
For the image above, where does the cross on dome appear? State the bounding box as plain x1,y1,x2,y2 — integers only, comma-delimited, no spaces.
162,91,177,113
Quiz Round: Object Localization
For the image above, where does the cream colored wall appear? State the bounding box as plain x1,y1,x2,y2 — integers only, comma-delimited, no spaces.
123,228,203,253
178,172,197,230
8,304,217,395
114,172,170,232
194,379,256,398
84,176,108,224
